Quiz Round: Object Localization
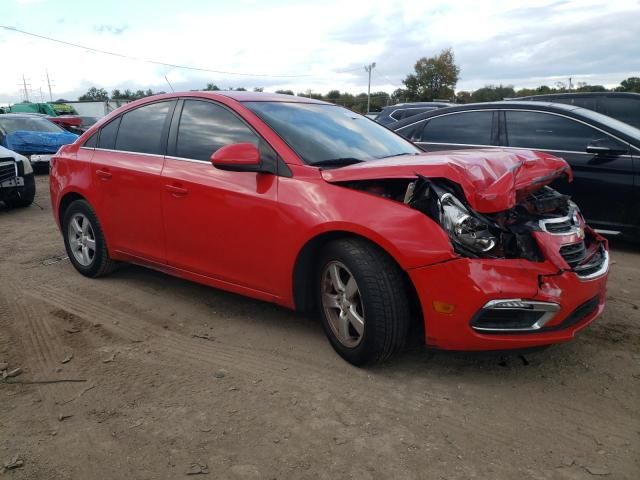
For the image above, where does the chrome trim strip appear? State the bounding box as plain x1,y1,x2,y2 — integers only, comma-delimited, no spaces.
576,248,609,282
539,214,582,235
473,299,560,332
399,107,639,153
594,229,621,236
93,147,165,158
165,155,208,164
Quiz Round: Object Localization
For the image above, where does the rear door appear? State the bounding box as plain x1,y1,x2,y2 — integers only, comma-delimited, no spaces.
400,110,498,152
161,99,280,293
500,109,633,230
91,100,175,262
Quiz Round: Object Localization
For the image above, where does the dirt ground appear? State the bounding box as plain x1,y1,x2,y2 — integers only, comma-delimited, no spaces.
0,175,638,479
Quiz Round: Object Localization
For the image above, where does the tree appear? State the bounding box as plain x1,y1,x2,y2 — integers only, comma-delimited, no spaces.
275,89,294,95
253,87,264,92
326,90,341,102
616,77,640,92
471,84,515,102
455,91,472,104
203,83,220,91
401,48,460,101
78,87,108,101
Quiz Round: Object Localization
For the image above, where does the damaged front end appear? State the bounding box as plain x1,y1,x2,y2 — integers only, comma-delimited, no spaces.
342,176,608,280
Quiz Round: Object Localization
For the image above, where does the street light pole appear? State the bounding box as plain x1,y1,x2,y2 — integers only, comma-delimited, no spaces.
364,62,376,114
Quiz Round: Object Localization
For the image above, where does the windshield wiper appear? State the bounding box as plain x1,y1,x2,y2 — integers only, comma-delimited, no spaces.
312,157,364,168
378,152,420,159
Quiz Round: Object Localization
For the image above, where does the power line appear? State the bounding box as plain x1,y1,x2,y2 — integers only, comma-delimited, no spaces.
0,25,320,78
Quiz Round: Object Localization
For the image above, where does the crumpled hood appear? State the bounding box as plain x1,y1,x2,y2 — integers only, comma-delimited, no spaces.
320,148,572,213
3,130,78,154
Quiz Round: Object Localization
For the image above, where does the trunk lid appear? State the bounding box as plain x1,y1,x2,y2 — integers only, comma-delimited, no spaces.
320,148,572,213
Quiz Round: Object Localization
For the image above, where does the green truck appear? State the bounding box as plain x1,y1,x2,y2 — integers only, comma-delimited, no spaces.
7,102,79,116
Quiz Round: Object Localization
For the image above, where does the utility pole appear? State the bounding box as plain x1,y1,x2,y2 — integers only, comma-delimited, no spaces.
46,70,54,101
364,62,376,114
21,74,30,102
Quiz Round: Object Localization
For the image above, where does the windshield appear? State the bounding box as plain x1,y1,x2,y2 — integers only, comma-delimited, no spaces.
0,116,65,134
244,102,420,165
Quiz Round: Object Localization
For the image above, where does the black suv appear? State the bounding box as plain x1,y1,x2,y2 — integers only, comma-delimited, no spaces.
392,101,640,237
374,102,452,126
512,92,640,129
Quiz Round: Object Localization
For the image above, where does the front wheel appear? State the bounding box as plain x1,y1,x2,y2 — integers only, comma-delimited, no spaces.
62,199,115,277
317,238,411,366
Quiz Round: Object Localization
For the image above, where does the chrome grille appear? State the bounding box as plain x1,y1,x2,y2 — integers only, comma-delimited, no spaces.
559,242,587,268
0,160,17,183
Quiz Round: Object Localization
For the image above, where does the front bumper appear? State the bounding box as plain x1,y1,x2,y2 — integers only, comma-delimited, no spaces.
29,154,54,164
408,252,608,351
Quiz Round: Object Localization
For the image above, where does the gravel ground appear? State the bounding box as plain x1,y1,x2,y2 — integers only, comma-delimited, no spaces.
1,175,638,479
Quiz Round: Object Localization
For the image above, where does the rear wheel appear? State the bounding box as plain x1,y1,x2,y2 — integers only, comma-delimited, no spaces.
62,200,115,277
317,238,411,366
3,174,35,208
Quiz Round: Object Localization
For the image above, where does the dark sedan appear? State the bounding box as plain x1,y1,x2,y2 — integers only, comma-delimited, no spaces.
392,101,640,237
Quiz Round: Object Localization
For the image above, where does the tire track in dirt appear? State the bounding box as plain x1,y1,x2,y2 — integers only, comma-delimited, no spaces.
1,283,126,479
32,283,624,454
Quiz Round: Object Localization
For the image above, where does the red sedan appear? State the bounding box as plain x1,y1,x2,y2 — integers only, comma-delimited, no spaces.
50,92,609,365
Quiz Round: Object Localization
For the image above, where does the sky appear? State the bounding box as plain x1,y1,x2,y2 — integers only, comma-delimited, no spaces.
1,0,639,104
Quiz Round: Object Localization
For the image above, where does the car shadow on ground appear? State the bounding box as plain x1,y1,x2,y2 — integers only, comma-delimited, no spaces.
102,263,584,380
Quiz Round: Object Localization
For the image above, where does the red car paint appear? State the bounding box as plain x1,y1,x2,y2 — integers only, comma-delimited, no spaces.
321,148,573,213
50,92,609,351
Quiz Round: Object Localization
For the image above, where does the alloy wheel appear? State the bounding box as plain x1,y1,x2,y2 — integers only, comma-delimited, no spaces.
321,261,365,348
68,213,96,267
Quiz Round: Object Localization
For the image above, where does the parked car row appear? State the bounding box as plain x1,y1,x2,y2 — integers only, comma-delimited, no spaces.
50,92,610,365
0,113,78,173
390,100,640,237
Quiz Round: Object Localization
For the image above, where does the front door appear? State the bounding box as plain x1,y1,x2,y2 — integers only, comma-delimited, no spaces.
161,99,280,293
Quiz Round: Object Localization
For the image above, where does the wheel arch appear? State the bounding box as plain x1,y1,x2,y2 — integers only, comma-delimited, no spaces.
58,191,87,228
291,230,424,338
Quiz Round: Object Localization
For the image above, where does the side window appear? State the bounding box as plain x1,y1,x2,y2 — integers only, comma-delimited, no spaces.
504,111,614,152
420,111,493,145
83,131,98,148
97,117,121,150
175,100,259,161
397,120,427,142
114,101,171,155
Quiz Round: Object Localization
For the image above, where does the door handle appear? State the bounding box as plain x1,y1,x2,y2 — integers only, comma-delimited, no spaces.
96,169,112,180
165,184,188,196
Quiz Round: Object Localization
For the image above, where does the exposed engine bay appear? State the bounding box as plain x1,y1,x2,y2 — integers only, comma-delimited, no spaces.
340,176,598,266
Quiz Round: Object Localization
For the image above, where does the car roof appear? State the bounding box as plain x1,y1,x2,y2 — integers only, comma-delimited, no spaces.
391,100,640,143
509,91,640,100
0,113,50,119
148,91,331,104
382,102,452,110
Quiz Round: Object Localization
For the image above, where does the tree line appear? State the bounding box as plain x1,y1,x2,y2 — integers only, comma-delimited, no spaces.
76,49,640,113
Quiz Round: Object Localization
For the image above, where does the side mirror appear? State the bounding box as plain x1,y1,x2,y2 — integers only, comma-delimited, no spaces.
211,143,264,172
585,138,628,156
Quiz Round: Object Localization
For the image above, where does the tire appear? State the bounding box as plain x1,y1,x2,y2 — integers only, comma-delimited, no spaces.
317,238,411,366
3,174,36,208
62,199,115,278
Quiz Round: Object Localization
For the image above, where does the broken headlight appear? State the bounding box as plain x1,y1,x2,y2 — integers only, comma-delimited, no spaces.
438,193,497,255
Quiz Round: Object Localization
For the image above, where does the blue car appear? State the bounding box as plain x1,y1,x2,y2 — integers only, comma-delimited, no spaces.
0,113,78,172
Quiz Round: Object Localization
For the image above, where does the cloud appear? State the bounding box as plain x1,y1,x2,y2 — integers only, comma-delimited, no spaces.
0,0,638,104
93,24,129,35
